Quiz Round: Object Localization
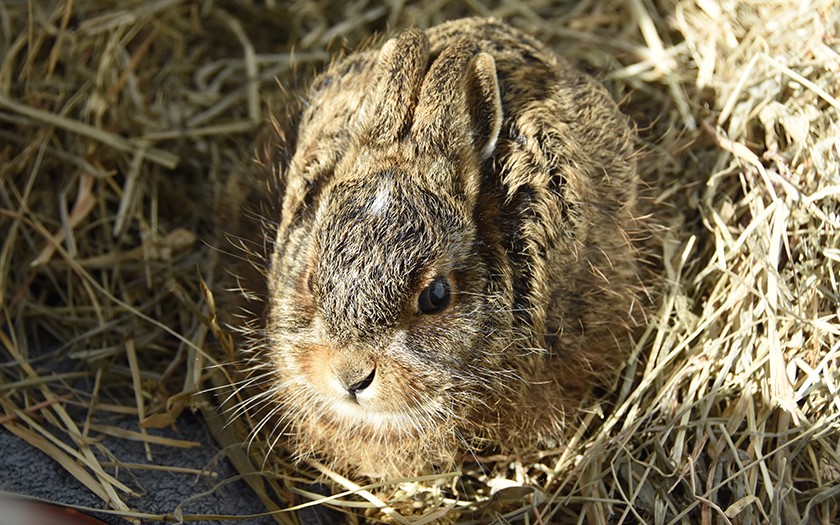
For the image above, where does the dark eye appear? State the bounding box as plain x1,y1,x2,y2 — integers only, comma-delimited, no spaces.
418,276,451,314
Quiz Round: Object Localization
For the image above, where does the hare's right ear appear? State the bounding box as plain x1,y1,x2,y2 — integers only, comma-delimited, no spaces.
359,29,430,145
411,41,502,163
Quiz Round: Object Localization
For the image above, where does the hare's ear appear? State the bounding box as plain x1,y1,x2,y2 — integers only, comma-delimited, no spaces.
464,52,502,161
412,40,502,161
360,29,429,145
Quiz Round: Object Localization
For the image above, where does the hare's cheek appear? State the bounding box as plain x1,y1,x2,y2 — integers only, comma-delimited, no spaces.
361,361,439,413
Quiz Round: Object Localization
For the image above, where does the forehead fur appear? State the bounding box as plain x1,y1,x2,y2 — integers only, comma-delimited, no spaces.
313,174,462,338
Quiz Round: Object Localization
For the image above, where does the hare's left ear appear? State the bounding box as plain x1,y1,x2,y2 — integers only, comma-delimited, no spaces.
464,52,502,161
411,40,502,162
359,29,430,145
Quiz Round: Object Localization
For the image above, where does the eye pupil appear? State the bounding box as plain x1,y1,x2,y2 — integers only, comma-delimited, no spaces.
418,276,451,314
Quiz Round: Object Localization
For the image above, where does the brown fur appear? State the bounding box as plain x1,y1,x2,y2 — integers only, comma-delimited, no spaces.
234,17,642,478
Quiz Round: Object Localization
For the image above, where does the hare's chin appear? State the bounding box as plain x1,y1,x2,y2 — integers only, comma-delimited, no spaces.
322,396,428,429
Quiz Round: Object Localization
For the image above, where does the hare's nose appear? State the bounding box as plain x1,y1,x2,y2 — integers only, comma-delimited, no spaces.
330,359,376,396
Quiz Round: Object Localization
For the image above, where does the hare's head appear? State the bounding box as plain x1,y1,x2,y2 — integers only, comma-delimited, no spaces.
264,29,514,461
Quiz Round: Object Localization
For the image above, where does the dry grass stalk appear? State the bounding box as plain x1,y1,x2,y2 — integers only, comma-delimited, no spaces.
0,0,837,524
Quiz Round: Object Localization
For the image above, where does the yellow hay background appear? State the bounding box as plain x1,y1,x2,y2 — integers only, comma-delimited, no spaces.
1,0,838,523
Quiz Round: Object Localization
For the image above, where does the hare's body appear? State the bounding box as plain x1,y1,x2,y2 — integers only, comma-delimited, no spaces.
255,18,639,477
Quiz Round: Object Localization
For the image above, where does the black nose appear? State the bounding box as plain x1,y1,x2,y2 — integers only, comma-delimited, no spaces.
332,363,376,395
343,367,375,394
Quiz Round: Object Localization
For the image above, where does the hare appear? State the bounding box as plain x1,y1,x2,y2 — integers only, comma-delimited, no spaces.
239,17,641,478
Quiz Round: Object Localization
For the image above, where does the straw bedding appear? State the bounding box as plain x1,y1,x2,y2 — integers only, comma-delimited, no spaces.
1,0,838,523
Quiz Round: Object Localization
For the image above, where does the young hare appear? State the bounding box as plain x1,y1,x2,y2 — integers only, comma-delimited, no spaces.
245,17,641,478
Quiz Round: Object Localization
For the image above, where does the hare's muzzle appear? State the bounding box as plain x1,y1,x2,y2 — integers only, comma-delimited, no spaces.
297,341,435,423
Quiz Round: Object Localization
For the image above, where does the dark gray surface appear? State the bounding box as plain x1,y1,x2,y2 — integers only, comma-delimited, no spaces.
0,412,278,525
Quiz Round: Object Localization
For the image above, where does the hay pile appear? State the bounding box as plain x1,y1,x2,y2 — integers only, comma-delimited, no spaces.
1,0,838,523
